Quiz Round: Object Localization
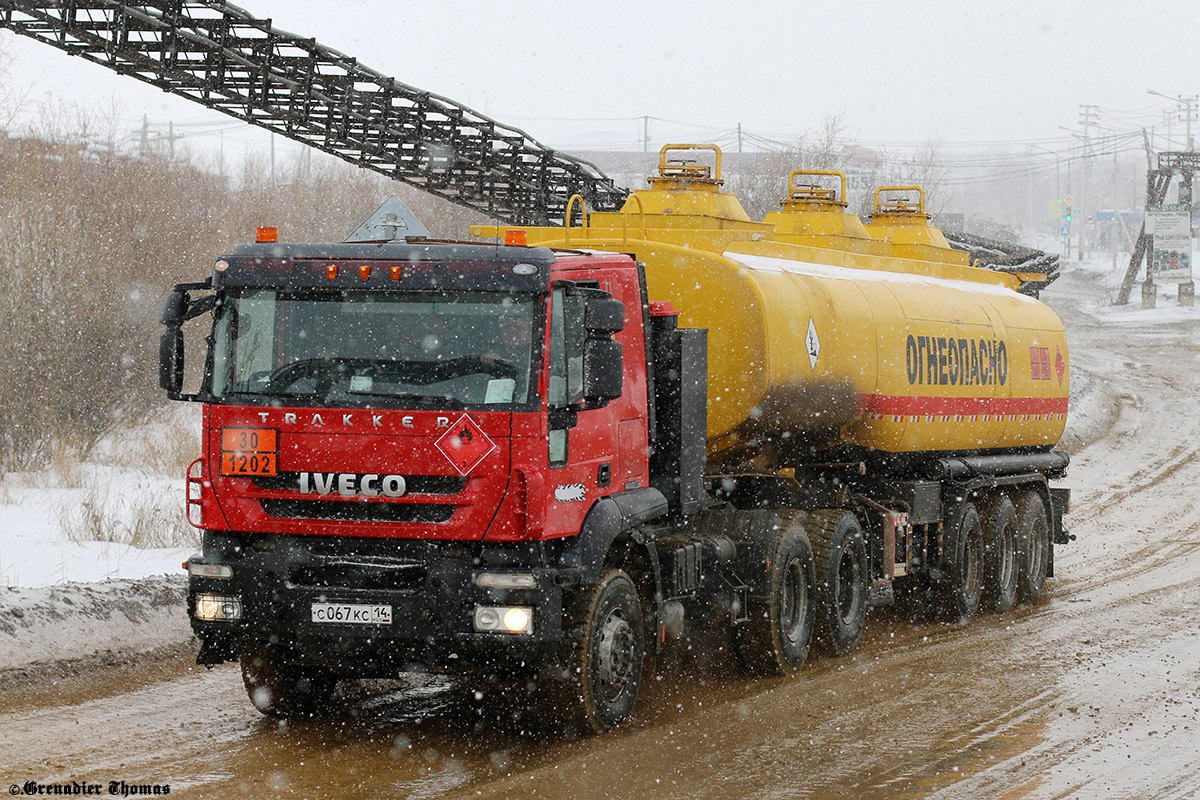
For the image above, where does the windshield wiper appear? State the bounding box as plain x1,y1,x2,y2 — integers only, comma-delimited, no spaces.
340,391,465,410
221,389,322,401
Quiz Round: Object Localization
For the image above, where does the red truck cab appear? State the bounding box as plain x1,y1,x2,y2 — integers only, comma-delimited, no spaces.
168,241,670,725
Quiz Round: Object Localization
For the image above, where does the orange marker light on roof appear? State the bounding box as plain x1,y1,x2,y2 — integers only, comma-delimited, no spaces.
359,265,371,280
390,266,402,280
504,229,527,246
326,264,338,280
256,226,278,243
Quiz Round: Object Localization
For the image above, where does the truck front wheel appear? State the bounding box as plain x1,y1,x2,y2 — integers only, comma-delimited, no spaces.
557,568,645,733
240,642,336,718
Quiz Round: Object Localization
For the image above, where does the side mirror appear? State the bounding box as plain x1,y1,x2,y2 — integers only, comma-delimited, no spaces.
584,295,625,333
581,292,624,405
159,290,188,395
583,338,623,402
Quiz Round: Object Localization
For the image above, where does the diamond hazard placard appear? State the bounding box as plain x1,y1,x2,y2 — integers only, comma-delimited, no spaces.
435,414,497,475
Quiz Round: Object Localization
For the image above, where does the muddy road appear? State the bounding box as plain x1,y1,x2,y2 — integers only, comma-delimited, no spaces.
4,265,1200,799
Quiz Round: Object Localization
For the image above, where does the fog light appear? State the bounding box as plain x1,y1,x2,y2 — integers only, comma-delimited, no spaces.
473,605,533,635
195,592,242,621
475,572,537,589
188,562,233,579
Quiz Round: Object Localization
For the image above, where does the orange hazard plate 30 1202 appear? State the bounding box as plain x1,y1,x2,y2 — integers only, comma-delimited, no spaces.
220,428,278,476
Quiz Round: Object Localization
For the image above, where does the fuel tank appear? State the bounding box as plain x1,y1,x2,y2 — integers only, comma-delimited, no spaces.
639,244,1069,462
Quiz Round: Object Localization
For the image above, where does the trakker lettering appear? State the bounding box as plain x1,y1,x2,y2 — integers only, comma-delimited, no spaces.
253,411,444,429
905,335,1008,387
298,472,407,497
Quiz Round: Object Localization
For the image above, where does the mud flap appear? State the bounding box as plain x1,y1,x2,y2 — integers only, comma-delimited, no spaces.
197,634,243,666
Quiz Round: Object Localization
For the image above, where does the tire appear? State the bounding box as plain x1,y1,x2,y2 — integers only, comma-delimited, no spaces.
936,502,984,623
240,642,336,718
809,510,868,657
980,495,1019,613
1015,491,1051,604
735,517,816,675
556,568,645,734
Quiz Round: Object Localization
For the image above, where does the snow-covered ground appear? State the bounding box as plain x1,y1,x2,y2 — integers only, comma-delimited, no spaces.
0,409,201,588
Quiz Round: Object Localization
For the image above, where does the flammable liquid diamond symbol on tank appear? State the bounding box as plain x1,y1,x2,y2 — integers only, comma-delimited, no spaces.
807,317,821,370
435,414,497,475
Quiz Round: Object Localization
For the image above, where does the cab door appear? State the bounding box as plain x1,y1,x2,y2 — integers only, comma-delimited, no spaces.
542,283,621,536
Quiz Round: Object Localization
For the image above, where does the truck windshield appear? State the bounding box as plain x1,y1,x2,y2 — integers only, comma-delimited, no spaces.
209,289,540,409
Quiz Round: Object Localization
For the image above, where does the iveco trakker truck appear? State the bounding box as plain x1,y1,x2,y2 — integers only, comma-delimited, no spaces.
170,150,1070,732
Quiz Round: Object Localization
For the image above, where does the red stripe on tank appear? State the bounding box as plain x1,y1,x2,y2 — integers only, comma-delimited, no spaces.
862,394,1068,417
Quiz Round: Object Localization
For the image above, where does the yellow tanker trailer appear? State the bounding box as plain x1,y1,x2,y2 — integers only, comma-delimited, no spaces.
474,144,1070,660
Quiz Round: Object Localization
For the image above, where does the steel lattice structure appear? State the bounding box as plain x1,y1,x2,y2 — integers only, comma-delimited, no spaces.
0,0,631,225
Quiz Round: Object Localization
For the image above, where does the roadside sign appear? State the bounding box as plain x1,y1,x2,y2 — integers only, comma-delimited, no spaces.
1147,206,1193,283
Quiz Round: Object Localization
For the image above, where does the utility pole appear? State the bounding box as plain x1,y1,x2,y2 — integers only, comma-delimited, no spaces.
641,116,649,154
737,122,743,154
1078,105,1100,258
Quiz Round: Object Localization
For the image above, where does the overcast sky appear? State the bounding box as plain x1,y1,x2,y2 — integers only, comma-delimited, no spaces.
2,0,1198,158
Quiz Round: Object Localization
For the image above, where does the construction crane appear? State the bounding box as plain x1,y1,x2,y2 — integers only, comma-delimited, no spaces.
0,0,629,226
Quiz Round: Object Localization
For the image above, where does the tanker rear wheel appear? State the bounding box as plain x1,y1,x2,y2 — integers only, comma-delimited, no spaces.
808,510,868,657
936,502,984,623
980,494,1019,613
1016,491,1051,604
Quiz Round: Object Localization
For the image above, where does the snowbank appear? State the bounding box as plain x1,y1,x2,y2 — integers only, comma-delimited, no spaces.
0,575,191,673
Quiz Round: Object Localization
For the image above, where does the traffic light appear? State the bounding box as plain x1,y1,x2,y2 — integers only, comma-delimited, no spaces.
1063,207,1074,223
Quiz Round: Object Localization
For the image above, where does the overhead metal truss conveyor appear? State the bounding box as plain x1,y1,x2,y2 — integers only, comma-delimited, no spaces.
0,0,630,225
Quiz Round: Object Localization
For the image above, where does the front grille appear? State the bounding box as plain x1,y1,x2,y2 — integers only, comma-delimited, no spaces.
253,473,466,495
260,499,454,523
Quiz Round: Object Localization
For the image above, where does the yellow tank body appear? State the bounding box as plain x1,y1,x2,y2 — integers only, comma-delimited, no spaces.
471,145,1068,465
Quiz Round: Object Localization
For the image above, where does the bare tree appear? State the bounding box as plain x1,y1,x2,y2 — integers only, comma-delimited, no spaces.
725,113,852,220
856,139,951,216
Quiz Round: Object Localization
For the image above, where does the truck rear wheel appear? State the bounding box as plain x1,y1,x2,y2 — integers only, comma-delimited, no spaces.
1016,491,1051,604
735,518,816,675
557,568,645,733
980,495,1019,613
240,642,336,718
936,502,984,623
809,510,868,657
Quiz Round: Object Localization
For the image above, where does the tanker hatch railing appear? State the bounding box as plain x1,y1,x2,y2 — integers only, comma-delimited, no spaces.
0,0,630,226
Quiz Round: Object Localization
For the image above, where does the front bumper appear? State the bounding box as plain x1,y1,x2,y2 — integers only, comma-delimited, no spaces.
187,533,565,674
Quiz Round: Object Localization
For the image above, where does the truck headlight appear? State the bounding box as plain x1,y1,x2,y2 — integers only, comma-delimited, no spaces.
473,605,533,635
195,593,243,621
